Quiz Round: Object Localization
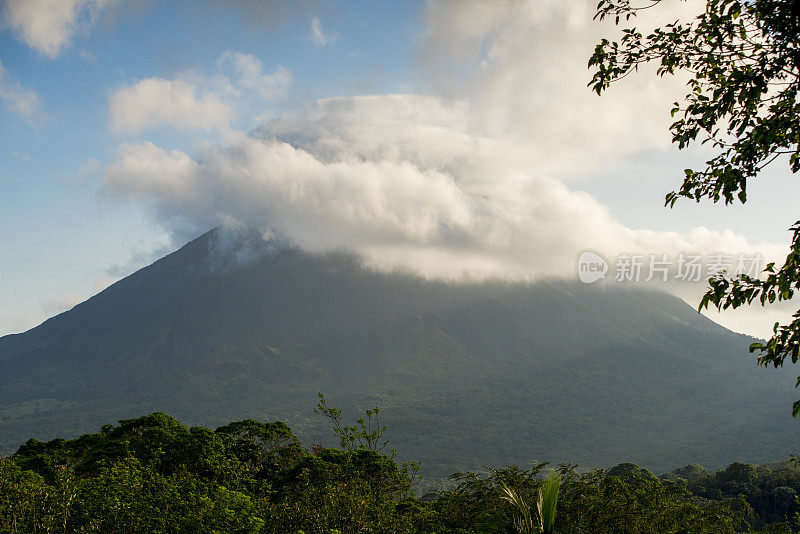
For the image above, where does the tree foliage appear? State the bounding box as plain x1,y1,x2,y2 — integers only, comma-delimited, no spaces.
434,462,756,534
589,0,800,413
315,393,388,453
1,409,419,533
3,407,800,532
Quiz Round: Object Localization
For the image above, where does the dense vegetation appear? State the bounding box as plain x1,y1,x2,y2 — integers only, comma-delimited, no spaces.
2,406,800,533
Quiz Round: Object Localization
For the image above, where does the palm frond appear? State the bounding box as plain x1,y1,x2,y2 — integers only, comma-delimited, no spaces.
499,479,536,534
539,472,561,534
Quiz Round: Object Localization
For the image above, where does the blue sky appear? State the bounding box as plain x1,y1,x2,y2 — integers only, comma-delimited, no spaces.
1,0,798,337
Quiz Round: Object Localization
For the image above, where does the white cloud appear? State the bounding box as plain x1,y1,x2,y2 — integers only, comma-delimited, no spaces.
109,78,234,134
0,60,43,124
216,51,292,100
40,293,84,317
109,51,291,135
419,0,704,172
12,151,34,163
309,17,337,47
105,94,783,284
1,0,112,58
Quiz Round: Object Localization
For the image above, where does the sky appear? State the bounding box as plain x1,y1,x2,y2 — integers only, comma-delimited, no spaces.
1,0,798,338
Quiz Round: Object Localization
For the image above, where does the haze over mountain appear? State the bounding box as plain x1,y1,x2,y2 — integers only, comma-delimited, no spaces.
1,228,797,480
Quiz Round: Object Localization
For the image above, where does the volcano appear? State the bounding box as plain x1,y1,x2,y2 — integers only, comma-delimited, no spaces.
1,228,797,479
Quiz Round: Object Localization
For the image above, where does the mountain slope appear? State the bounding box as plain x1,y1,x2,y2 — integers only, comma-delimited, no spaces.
1,229,797,479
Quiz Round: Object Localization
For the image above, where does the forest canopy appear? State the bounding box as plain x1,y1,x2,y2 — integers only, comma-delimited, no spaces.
2,408,800,533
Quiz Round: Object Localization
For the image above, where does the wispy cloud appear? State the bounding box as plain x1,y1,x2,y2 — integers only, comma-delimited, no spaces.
309,17,337,48
12,151,35,163
216,50,292,100
0,60,44,124
40,293,84,317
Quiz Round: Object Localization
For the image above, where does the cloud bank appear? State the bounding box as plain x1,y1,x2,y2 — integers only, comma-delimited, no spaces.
106,93,782,282
95,0,791,336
